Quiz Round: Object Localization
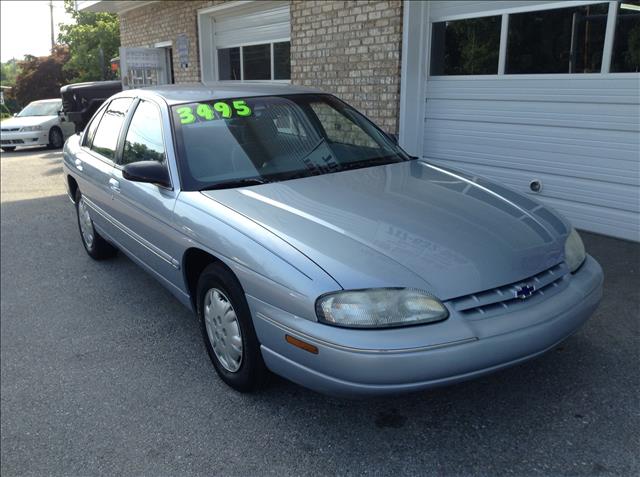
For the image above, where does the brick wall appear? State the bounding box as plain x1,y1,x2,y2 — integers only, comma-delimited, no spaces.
119,0,403,133
290,0,403,133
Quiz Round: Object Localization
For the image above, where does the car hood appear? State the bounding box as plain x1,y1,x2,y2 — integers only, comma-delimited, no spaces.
1,115,56,129
202,160,570,300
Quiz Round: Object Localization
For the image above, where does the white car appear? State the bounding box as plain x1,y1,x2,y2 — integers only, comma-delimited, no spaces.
1,99,74,152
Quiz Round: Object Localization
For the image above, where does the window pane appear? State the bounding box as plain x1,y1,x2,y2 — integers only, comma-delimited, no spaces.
506,4,608,74
243,44,271,80
91,98,133,160
274,41,291,79
611,1,640,72
83,107,105,147
121,101,166,165
218,47,240,80
430,16,501,75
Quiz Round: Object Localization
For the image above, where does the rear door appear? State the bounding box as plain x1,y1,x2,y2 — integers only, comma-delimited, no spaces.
109,98,183,289
74,97,134,240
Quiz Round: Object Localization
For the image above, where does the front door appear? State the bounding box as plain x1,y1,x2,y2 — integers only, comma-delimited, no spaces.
109,98,183,290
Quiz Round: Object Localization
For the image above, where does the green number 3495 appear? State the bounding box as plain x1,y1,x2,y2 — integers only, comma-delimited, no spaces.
177,100,252,125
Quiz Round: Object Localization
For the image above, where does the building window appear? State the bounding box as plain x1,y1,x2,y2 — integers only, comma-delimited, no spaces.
217,41,291,81
611,1,640,72
430,16,501,75
506,3,609,74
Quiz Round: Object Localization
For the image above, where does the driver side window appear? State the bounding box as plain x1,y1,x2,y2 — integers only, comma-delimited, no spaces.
120,100,166,166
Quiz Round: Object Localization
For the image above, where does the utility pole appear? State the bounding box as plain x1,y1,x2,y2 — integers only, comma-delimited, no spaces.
49,0,55,51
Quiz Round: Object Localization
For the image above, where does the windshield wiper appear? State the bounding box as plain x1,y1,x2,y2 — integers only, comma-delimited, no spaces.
337,156,397,172
200,177,269,191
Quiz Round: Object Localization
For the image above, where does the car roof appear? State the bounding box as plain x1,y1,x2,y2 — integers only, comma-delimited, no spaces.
31,98,61,103
120,82,323,105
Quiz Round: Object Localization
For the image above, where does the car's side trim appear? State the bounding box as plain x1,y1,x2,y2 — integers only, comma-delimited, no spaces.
255,311,478,355
83,196,180,270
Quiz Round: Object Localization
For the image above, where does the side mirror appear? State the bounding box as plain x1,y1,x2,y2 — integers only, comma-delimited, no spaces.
122,161,171,188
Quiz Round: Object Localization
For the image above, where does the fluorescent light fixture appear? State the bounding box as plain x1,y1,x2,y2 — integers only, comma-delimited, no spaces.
621,3,640,11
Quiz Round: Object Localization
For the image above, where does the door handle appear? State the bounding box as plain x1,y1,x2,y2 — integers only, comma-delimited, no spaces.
74,159,83,171
109,178,120,192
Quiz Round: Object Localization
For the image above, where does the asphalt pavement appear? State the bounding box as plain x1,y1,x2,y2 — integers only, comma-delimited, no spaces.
1,147,639,476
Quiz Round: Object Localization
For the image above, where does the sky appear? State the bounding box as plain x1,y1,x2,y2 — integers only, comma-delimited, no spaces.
1,0,74,62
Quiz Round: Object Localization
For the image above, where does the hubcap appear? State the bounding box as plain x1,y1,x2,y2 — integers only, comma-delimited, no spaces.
204,288,243,373
78,197,94,248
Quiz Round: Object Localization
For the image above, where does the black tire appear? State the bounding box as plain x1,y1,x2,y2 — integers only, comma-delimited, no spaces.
75,189,117,260
1,147,16,152
48,126,64,149
197,262,269,392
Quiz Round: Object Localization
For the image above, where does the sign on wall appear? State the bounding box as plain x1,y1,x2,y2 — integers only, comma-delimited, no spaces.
176,33,189,69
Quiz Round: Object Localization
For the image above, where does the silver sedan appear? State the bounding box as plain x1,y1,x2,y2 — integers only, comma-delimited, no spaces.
62,84,603,397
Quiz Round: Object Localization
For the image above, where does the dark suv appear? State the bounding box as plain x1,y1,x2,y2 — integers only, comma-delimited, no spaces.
60,80,122,133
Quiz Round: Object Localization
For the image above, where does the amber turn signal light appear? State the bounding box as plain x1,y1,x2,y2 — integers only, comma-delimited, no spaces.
285,334,318,354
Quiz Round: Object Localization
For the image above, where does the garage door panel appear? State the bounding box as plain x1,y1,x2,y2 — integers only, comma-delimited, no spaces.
423,139,639,186
426,77,640,105
425,119,638,154
429,158,640,240
422,77,639,241
425,123,638,165
428,158,640,214
426,100,638,132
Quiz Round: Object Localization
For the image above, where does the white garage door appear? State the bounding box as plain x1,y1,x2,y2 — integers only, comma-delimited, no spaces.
198,1,290,83
402,0,640,241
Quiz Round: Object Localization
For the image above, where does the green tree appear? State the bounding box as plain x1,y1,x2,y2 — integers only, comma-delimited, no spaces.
1,58,21,86
57,0,120,82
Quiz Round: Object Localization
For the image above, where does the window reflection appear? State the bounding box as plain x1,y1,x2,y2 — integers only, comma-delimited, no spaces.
121,100,165,165
611,1,640,72
91,98,133,160
430,16,501,75
506,3,608,74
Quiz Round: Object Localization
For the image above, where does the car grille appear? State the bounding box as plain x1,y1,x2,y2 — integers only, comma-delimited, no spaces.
1,128,20,132
449,263,569,320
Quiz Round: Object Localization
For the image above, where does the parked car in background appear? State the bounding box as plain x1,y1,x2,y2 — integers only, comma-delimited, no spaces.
60,80,122,133
0,99,74,152
62,84,603,397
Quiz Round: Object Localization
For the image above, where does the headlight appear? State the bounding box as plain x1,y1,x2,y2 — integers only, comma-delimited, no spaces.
316,288,449,329
564,228,586,273
20,126,43,132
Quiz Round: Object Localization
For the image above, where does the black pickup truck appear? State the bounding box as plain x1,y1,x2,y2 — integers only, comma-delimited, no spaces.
60,80,122,133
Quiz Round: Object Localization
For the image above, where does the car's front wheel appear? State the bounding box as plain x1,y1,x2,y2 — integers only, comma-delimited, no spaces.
75,189,117,260
1,147,16,152
197,263,268,392
48,126,64,149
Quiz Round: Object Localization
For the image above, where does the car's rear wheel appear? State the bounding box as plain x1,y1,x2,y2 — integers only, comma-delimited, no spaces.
197,263,268,392
1,147,16,152
48,127,64,149
75,189,117,260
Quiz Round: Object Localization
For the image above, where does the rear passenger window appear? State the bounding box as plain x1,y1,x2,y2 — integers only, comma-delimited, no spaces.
121,100,166,165
83,108,105,147
91,98,133,160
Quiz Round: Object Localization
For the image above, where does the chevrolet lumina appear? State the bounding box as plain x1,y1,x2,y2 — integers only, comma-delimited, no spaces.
62,84,603,396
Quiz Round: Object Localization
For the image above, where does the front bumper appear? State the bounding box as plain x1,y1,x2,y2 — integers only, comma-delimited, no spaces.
250,255,603,397
1,130,49,147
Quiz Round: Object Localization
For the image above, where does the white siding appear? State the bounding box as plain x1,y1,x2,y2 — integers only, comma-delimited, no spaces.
422,76,640,241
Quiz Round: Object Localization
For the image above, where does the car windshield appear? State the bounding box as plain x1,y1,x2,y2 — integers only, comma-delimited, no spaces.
17,100,61,117
171,94,411,191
